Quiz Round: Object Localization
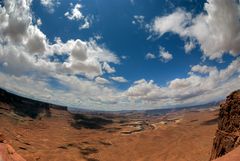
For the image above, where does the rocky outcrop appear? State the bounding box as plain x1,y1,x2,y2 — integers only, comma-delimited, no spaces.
213,146,240,161
0,143,26,161
210,90,240,160
0,133,26,161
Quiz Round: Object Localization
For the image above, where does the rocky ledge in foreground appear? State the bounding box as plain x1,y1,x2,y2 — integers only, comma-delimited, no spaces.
0,133,26,161
210,90,240,160
213,146,240,161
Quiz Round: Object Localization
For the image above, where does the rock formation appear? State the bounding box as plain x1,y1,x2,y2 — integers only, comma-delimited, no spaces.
0,88,67,119
213,146,240,161
0,133,26,161
210,90,240,160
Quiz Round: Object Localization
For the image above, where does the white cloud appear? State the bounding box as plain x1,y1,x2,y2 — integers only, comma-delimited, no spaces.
125,58,240,108
132,15,145,28
0,0,240,111
189,0,240,59
127,79,160,99
190,65,217,75
26,26,47,54
79,17,90,30
36,18,42,26
0,72,125,110
95,77,110,84
145,52,156,60
152,9,191,36
94,34,102,41
133,15,144,24
184,40,195,53
103,62,115,73
40,0,59,13
64,3,83,21
0,0,119,79
159,46,173,62
151,0,240,60
110,76,128,83
0,0,125,111
70,40,87,61
65,3,93,30
50,39,119,79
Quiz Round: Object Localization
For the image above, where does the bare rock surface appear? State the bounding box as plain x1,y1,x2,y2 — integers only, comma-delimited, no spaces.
0,143,26,161
210,90,240,160
213,146,240,161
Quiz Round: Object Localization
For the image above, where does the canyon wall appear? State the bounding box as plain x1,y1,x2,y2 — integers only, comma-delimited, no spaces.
210,90,240,160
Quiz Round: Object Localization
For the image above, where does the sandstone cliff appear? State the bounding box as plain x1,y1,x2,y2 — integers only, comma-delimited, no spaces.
210,90,240,160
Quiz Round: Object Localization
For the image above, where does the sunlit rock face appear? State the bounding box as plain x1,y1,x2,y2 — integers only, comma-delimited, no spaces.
210,90,240,160
0,133,26,161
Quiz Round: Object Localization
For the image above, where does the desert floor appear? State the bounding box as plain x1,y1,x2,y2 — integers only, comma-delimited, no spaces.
0,105,218,161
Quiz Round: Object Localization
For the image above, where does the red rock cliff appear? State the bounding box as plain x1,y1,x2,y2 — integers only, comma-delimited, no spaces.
210,90,240,160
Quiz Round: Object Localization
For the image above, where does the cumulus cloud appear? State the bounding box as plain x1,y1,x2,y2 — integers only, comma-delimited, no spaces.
0,0,121,108
159,46,173,62
0,0,111,112
125,58,240,108
49,39,119,79
151,0,240,60
26,26,47,54
145,52,156,60
126,79,161,101
152,9,191,36
110,76,128,83
0,0,240,111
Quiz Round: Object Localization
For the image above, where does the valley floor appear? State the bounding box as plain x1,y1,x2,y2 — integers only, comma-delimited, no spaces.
0,104,218,161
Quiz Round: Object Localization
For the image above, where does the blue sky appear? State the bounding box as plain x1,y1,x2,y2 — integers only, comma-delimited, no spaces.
0,0,240,110
32,0,205,88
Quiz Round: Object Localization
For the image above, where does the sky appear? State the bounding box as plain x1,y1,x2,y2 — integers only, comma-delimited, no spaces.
0,0,240,111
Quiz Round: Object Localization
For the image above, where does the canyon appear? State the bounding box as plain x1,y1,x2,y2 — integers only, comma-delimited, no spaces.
0,88,240,161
